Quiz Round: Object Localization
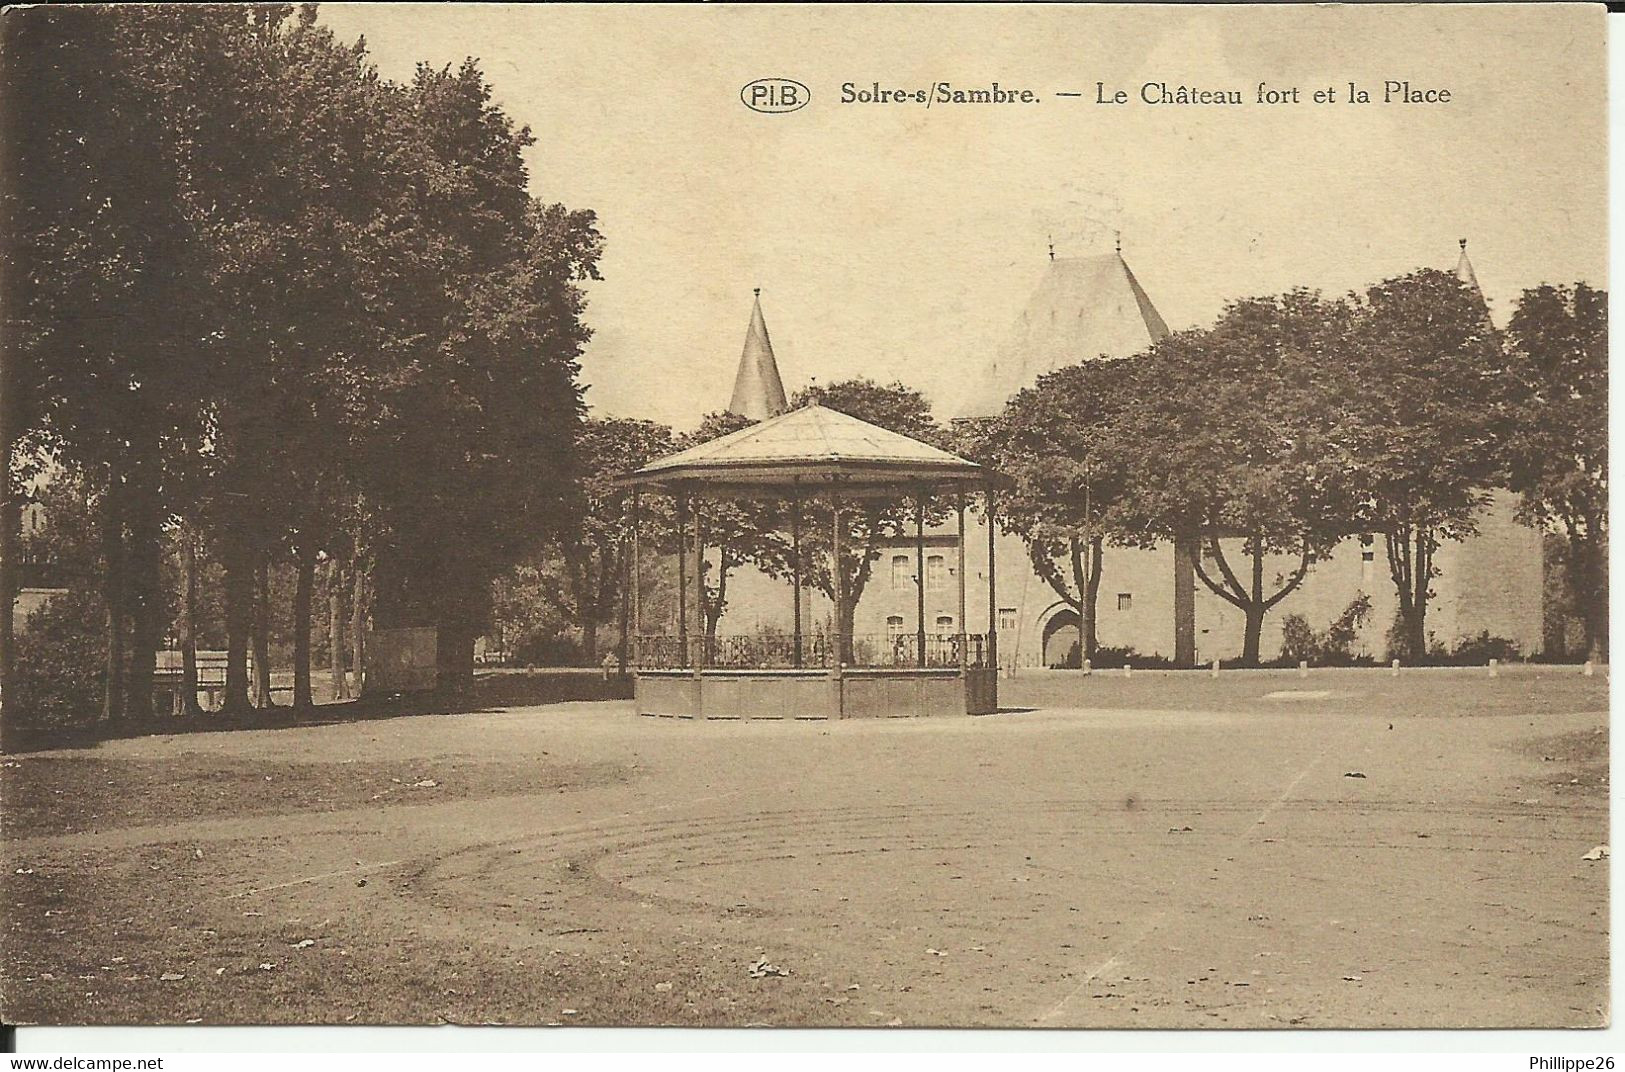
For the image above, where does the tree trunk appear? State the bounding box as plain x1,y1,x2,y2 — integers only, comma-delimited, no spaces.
220,534,253,717
836,594,857,665
615,541,630,675
1568,523,1608,663
703,556,729,640
177,524,201,717
1083,537,1103,661
252,555,272,708
1242,538,1266,665
124,437,161,722
438,609,476,696
1386,525,1435,663
101,471,127,722
579,612,598,664
0,323,15,729
1242,606,1265,666
350,560,367,696
1406,528,1433,662
291,542,314,710
1190,534,1313,668
328,558,348,701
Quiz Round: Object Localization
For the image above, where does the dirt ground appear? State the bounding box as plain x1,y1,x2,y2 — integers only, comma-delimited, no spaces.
1,666,1609,1028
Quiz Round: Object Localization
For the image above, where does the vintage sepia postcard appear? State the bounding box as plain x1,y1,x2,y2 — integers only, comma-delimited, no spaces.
0,1,1607,1038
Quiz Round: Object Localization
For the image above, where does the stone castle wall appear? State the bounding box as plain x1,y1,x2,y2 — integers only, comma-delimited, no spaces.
709,490,1544,665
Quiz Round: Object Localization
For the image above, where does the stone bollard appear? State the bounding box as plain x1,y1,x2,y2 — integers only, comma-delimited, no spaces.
1298,660,1309,678
1584,660,1595,677
1391,658,1401,677
1082,658,1092,676
1210,658,1220,678
1488,658,1499,678
1123,664,1133,679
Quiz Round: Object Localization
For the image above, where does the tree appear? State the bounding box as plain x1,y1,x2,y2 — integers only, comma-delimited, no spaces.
681,411,786,643
2,6,218,722
746,380,944,661
526,417,675,664
361,63,602,691
1116,293,1364,664
970,359,1135,663
1503,282,1607,660
6,8,606,730
1345,269,1507,661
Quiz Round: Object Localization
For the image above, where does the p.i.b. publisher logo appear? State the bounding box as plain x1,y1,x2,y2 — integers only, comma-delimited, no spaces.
741,77,810,113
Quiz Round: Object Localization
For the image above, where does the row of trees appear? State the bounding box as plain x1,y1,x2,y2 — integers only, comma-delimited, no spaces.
976,270,1607,664
3,5,600,727
502,270,1602,672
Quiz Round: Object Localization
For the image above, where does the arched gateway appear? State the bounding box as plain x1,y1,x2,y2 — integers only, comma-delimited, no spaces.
619,404,1001,720
1040,607,1082,669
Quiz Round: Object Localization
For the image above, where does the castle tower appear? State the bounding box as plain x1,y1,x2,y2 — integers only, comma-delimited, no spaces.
728,289,789,420
1428,238,1544,656
1454,237,1483,296
939,238,1197,665
960,239,1172,419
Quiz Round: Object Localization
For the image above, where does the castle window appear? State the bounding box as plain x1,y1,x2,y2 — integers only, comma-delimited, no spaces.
997,607,1018,631
935,614,955,633
886,615,906,638
927,554,947,591
1361,550,1375,562
891,554,910,590
1118,593,1133,611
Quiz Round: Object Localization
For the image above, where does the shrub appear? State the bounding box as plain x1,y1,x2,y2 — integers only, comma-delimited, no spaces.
1091,645,1174,670
10,585,105,734
1441,631,1522,666
1279,594,1373,666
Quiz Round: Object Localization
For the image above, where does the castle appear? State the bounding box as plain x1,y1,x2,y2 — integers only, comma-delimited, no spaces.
706,243,1544,666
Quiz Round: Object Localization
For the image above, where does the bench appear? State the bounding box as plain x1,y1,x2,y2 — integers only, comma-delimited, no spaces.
155,650,289,711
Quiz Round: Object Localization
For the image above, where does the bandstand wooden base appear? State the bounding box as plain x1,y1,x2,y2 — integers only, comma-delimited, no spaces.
635,667,997,720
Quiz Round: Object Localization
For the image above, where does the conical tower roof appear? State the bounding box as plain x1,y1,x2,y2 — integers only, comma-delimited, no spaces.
1454,238,1483,297
960,247,1170,417
727,290,789,420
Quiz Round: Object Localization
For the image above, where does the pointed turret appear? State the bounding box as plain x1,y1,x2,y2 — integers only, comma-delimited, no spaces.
727,289,789,420
1454,238,1483,297
959,240,1170,417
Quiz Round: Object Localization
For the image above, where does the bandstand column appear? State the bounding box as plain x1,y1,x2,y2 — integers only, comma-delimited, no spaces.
791,485,803,669
915,486,927,668
631,489,641,667
986,483,998,674
676,491,689,667
693,494,706,667
956,489,968,673
830,478,844,673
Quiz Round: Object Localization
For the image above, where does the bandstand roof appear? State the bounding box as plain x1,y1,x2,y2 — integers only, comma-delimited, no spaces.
621,404,985,495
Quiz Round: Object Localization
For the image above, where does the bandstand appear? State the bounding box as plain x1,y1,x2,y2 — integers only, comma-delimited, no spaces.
619,404,999,720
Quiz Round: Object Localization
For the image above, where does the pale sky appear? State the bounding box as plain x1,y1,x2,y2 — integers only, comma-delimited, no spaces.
319,3,1606,429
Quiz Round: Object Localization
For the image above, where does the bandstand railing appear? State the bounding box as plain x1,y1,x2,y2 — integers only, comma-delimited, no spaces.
635,633,989,671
